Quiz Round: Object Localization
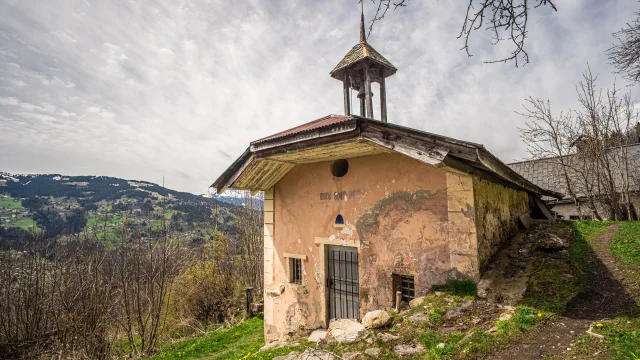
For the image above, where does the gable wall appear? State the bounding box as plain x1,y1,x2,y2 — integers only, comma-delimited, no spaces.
263,152,484,342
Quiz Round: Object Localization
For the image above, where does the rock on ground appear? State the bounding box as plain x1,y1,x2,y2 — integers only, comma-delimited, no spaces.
362,310,392,329
327,319,366,344
394,343,426,357
298,349,338,360
342,351,364,359
308,329,328,342
499,310,514,321
409,296,425,308
377,332,400,342
538,233,569,250
364,347,381,358
273,351,300,360
408,312,428,323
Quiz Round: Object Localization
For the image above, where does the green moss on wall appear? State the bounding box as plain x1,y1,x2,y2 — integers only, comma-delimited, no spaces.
473,177,528,270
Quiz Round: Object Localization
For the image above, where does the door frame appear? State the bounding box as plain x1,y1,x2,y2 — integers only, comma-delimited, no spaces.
326,245,360,320
314,237,361,327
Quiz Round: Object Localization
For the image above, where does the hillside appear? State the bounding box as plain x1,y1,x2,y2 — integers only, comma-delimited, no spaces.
0,172,241,246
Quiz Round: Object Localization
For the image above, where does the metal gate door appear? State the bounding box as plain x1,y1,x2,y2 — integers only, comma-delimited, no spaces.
327,245,359,319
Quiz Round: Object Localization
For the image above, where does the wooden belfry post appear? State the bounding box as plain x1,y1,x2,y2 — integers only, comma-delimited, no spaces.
329,3,397,123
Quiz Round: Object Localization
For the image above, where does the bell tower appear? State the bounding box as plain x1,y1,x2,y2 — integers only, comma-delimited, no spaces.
329,5,397,122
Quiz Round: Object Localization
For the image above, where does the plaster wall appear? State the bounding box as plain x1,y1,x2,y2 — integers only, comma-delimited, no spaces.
473,177,529,270
262,153,481,342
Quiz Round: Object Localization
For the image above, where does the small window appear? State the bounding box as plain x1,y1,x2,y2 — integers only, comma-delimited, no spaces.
331,159,349,177
393,274,415,305
335,214,344,225
290,258,302,284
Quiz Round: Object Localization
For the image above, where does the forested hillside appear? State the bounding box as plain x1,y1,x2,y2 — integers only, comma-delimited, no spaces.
0,172,265,359
0,172,239,246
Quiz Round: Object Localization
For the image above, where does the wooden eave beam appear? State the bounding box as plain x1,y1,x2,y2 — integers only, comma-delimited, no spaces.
361,129,448,165
359,119,479,162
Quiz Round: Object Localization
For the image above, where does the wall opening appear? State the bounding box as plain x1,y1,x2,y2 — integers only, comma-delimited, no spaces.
392,274,415,306
331,159,349,177
289,258,302,284
335,214,344,225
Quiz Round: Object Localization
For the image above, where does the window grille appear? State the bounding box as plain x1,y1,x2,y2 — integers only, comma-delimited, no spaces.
393,274,415,305
290,258,302,284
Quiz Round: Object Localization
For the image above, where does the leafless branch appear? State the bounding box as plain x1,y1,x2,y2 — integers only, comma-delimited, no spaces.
459,0,557,66
607,6,640,84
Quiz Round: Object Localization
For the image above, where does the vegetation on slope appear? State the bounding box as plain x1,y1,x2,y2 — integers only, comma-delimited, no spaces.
146,317,302,360
565,221,640,360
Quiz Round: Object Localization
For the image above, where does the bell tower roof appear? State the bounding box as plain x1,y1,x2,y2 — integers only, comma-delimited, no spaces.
329,7,397,81
330,4,396,122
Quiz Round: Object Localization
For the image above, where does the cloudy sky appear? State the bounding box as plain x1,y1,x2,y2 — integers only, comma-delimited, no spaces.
0,0,636,193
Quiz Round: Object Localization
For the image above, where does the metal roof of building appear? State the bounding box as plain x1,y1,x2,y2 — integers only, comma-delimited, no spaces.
252,115,352,145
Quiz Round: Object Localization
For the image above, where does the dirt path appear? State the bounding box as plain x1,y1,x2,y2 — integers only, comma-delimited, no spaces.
485,224,638,360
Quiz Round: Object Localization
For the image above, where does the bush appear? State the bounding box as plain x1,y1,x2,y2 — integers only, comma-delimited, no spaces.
432,280,477,297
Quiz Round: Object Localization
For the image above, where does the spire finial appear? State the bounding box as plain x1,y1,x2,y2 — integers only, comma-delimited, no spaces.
360,1,366,43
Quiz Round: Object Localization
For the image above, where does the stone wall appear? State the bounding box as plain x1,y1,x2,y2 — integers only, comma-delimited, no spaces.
473,177,529,270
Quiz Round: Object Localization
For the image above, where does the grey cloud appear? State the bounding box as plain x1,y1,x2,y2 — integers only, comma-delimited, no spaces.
0,0,637,193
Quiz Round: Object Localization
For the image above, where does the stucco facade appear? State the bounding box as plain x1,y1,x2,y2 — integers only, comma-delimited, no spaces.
261,153,529,342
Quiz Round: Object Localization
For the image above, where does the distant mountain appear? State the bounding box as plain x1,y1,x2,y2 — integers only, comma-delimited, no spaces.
203,189,264,207
1,172,216,206
0,172,239,244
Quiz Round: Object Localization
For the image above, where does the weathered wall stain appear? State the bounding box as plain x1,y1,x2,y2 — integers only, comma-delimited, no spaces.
355,189,446,240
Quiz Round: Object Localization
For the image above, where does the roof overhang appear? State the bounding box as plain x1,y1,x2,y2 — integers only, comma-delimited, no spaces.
211,115,563,199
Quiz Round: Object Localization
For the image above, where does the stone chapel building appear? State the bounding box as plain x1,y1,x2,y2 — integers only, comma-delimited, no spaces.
212,12,560,343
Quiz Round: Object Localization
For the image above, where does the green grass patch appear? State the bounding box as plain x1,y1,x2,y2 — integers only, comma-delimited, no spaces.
610,221,640,267
146,317,302,360
431,280,477,297
570,310,640,360
0,196,22,209
15,218,38,230
573,221,613,242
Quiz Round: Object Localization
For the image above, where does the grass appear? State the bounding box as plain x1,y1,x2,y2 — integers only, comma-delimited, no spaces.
566,221,640,360
610,221,640,267
431,280,477,297
146,317,303,360
0,196,22,209
15,218,38,230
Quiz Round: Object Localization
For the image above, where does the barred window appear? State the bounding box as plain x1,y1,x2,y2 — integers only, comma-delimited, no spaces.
290,258,302,284
393,274,415,305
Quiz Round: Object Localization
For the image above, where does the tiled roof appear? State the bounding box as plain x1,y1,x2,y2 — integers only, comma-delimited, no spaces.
251,115,352,145
508,144,640,200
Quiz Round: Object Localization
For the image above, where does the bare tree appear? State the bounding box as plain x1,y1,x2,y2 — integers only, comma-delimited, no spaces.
520,66,640,221
459,0,557,66
363,0,557,66
235,192,264,294
110,216,184,356
518,97,585,217
608,7,640,84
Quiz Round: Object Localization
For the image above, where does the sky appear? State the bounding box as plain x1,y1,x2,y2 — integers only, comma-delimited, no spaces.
0,0,637,194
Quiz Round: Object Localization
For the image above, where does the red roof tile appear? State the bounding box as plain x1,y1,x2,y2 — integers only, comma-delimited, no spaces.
251,114,353,144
